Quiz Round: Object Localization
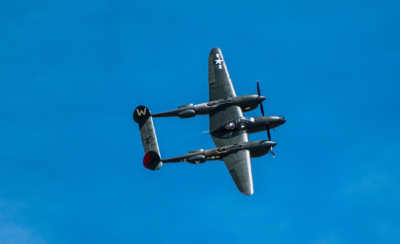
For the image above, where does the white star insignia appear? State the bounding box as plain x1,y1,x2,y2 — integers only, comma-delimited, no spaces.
214,54,224,70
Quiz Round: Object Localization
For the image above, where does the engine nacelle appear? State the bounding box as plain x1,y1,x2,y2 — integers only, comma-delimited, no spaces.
178,109,196,118
143,151,163,170
249,145,269,158
187,154,206,164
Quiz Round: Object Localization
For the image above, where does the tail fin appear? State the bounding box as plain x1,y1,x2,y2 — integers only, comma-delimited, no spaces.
133,105,162,170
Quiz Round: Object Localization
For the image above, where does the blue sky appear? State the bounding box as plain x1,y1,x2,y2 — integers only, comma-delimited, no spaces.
1,0,399,243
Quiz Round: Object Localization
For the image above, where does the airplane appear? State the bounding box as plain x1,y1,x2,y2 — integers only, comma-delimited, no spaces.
151,52,265,119
133,48,285,195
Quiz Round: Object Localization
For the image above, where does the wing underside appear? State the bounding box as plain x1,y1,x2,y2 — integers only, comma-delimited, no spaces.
223,150,253,195
208,48,254,195
208,48,236,101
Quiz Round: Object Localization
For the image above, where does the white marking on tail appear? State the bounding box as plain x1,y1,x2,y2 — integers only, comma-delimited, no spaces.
136,107,147,116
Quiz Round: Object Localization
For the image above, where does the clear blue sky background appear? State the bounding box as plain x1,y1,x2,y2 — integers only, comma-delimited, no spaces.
1,0,399,243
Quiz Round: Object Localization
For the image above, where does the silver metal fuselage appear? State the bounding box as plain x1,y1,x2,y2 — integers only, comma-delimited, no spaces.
210,116,286,138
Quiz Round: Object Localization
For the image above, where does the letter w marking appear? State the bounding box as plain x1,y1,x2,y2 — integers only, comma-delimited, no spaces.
136,107,147,116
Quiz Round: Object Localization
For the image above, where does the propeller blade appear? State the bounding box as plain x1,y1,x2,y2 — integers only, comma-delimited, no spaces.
257,80,265,116
260,102,265,116
267,128,271,141
270,147,276,158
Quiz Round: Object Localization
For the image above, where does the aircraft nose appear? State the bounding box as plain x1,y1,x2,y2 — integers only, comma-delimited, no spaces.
258,95,266,102
266,116,286,128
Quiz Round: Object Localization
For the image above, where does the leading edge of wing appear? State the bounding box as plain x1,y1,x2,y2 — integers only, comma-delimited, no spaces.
223,149,253,195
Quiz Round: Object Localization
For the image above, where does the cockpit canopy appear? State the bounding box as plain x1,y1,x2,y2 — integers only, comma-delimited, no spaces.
241,117,255,123
178,103,194,109
188,148,204,154
223,117,255,131
224,121,236,130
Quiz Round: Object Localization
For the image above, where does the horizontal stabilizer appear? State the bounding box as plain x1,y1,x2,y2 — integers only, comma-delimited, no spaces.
133,105,162,170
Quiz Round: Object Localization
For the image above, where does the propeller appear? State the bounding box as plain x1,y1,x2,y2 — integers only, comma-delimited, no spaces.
256,81,265,116
256,81,271,141
257,81,276,157
270,147,276,158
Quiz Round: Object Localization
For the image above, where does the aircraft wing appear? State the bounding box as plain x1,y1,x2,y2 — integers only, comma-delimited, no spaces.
208,48,236,101
208,48,254,195
222,149,253,195
208,48,241,132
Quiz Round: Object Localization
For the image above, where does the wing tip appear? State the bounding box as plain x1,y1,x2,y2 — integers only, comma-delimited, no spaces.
241,188,254,196
209,47,222,56
228,167,254,196
240,180,254,196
